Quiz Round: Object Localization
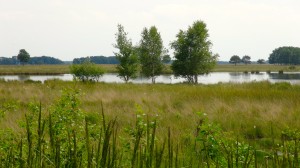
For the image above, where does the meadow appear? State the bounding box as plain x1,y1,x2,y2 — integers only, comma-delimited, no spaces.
0,79,300,167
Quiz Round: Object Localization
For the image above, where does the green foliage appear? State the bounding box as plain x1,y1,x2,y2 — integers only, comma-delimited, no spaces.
114,24,139,83
70,60,104,82
242,55,251,64
1,88,300,167
139,26,165,83
162,54,171,64
17,49,30,65
269,46,300,65
171,20,217,84
73,56,119,64
28,56,64,65
229,55,241,65
0,100,19,119
257,59,266,64
49,89,85,136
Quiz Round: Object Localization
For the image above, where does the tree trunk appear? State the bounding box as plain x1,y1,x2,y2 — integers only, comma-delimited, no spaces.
194,75,198,84
152,77,155,84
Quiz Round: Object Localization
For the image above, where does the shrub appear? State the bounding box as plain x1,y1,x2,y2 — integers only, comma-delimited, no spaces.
70,60,104,82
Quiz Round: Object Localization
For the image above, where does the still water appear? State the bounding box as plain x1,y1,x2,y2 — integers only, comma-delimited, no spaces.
1,72,300,84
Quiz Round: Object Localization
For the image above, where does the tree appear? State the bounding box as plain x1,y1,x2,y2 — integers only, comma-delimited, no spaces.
17,49,30,65
269,46,300,65
70,60,104,82
257,59,266,64
229,55,241,66
162,54,171,64
171,20,217,84
139,26,165,83
114,24,139,83
73,56,119,64
29,56,64,64
241,55,251,65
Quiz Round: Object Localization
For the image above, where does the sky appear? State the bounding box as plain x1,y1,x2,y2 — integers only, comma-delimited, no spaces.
1,0,299,61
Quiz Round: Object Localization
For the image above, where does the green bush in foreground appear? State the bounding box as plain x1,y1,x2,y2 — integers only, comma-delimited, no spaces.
0,89,300,167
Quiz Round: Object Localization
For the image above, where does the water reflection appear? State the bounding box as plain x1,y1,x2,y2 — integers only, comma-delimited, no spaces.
269,73,300,80
0,72,300,84
18,75,30,81
229,72,251,80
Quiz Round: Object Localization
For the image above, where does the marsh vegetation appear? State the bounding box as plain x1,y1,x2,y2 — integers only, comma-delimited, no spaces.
0,80,300,167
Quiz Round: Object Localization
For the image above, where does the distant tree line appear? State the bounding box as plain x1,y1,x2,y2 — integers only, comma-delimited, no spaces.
269,46,300,65
29,56,64,64
228,47,300,65
0,55,64,65
229,55,267,65
72,56,119,64
0,57,19,65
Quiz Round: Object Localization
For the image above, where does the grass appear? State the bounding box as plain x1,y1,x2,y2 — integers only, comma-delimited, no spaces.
1,64,300,75
0,81,299,140
0,64,117,75
213,64,300,72
1,80,300,167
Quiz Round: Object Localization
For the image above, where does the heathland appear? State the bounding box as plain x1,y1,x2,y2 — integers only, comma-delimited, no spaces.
1,79,300,167
1,80,299,138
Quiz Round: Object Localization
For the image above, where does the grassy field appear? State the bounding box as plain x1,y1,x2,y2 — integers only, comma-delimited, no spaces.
0,80,300,167
0,64,118,75
213,64,300,72
1,80,299,138
0,64,300,75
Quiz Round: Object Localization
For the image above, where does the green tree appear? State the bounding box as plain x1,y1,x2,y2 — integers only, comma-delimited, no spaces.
17,49,30,65
70,59,104,82
257,59,266,64
171,20,217,84
114,24,139,83
242,55,251,65
269,46,300,65
139,26,165,83
229,55,241,66
162,54,171,64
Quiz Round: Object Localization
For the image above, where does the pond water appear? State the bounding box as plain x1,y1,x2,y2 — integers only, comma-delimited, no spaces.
1,72,300,84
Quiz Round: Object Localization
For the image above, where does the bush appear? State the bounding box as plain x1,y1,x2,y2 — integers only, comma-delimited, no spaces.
70,60,104,82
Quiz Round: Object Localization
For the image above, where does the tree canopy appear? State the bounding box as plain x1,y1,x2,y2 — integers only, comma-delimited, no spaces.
139,26,165,83
73,56,119,64
29,56,64,64
114,24,139,83
162,54,171,64
269,46,300,65
70,60,104,82
17,49,30,65
257,59,266,64
171,20,217,84
0,56,64,65
229,55,241,65
241,55,251,65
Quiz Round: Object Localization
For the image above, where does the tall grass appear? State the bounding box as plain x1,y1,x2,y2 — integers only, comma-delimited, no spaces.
1,81,300,166
0,88,300,167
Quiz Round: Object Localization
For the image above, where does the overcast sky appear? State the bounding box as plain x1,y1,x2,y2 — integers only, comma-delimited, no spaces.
1,0,299,61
